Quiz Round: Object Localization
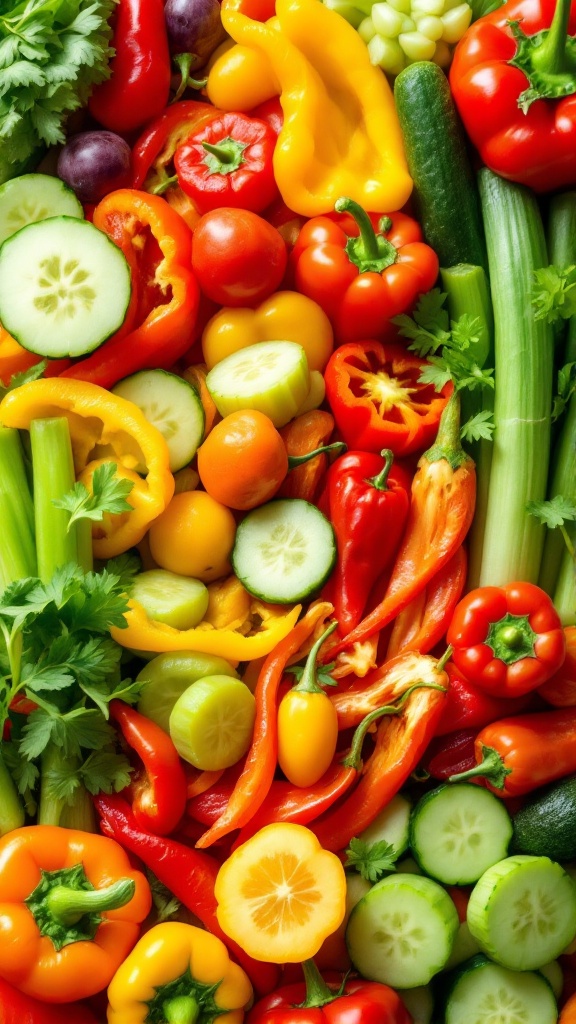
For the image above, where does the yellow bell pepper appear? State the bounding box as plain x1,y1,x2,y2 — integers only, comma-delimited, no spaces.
107,922,253,1024
202,291,334,373
0,379,174,559
208,0,412,216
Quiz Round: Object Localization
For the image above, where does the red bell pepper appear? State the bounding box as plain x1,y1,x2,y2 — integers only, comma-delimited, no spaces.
292,199,439,343
60,190,199,389
109,700,187,836
447,582,566,697
449,0,576,193
324,340,453,457
247,959,411,1023
88,0,171,134
320,449,411,636
434,661,539,736
131,100,222,191
0,978,99,1024
173,111,279,214
538,625,576,706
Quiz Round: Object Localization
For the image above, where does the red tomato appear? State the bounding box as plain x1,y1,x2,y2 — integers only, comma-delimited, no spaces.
191,208,287,306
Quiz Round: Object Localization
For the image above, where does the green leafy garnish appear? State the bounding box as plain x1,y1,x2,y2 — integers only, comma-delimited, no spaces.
285,660,337,688
532,265,576,324
526,496,576,560
552,362,576,421
0,360,46,400
53,461,134,530
345,837,398,882
147,870,182,923
460,409,496,443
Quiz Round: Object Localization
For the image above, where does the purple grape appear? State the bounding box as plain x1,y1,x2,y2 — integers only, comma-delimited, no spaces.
165,0,227,67
57,131,133,204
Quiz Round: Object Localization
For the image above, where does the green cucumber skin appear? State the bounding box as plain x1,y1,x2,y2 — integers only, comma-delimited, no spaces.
394,62,488,274
512,775,576,862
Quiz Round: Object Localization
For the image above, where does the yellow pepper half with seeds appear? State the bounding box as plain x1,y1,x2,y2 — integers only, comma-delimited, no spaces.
210,0,412,216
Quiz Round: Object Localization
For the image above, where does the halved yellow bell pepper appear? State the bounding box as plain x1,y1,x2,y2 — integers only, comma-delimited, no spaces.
0,379,174,559
208,0,412,216
107,922,253,1024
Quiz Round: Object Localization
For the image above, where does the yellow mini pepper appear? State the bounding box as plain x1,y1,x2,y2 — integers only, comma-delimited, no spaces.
107,922,253,1024
207,0,413,216
0,378,174,559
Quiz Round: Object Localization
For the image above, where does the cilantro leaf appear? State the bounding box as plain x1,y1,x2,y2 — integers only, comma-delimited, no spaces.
147,870,182,923
532,265,576,324
285,661,337,688
345,837,399,882
77,748,133,795
53,462,134,529
60,568,130,632
103,551,141,593
19,704,116,760
526,496,576,530
460,410,496,443
0,359,46,400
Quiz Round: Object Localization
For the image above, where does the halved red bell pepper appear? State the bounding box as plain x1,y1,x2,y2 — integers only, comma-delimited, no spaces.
109,700,187,836
449,0,576,193
292,199,439,343
60,190,199,389
324,340,453,457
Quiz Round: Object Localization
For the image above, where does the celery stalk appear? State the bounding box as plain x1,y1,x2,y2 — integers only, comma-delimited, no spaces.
38,743,96,832
0,750,25,836
539,396,576,595
553,543,576,626
0,426,37,589
477,171,554,587
547,192,576,353
30,418,79,582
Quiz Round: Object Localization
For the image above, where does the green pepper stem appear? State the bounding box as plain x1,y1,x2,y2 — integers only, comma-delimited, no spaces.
44,877,135,925
293,622,338,694
287,441,346,469
424,391,470,471
164,996,200,1024
448,744,512,789
335,196,381,260
301,959,337,1007
172,53,207,104
367,449,394,491
342,680,447,771
532,0,573,75
150,172,179,196
202,141,238,163
436,645,453,672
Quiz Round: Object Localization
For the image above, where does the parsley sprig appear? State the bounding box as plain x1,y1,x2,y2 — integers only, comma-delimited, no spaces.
532,265,576,324
527,496,576,560
53,461,135,529
345,837,399,882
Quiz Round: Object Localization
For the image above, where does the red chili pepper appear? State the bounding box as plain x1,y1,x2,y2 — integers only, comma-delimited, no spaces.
447,582,566,697
94,793,280,995
60,190,199,389
386,545,468,659
88,0,171,134
292,200,439,344
422,728,480,780
186,761,245,825
434,662,540,737
247,959,411,1024
0,978,99,1024
449,0,576,193
173,112,279,214
538,626,576,706
109,700,187,836
449,707,576,796
320,449,410,636
326,392,476,660
324,340,452,458
132,100,222,191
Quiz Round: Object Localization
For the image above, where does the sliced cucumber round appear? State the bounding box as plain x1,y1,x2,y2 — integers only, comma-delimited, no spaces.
112,369,205,472
467,854,576,971
409,783,513,885
0,216,131,358
345,873,459,988
0,173,83,246
232,498,336,604
205,340,310,428
136,651,239,732
131,570,209,631
443,954,557,1024
357,793,412,859
169,674,256,771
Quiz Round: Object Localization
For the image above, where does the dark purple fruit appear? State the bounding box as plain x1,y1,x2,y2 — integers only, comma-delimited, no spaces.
57,131,133,204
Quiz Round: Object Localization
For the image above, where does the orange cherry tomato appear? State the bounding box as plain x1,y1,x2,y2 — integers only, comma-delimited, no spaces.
197,410,289,510
148,490,237,581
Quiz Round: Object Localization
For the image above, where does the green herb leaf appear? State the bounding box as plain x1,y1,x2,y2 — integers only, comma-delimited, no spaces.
526,495,576,530
460,409,496,443
53,462,134,529
552,361,576,421
103,552,141,593
0,360,46,400
344,837,398,882
285,661,337,688
532,265,576,324
147,870,182,923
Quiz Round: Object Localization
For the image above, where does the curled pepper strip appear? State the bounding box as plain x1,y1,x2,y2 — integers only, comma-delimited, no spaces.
0,378,175,559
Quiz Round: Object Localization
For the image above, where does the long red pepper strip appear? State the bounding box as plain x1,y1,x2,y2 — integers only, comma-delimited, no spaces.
330,649,446,730
94,793,280,995
312,682,447,851
386,544,467,659
195,602,331,849
325,392,476,660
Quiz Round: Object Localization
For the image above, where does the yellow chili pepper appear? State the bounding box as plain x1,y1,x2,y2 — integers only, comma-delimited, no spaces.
202,291,334,372
0,379,174,559
209,0,412,215
107,922,253,1024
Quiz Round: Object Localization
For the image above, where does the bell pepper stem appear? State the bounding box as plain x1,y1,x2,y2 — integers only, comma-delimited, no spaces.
293,622,338,694
334,197,398,273
163,996,200,1024
202,137,248,175
44,877,135,925
150,172,179,196
367,449,394,491
301,959,337,1007
531,0,573,75
335,196,380,260
287,441,346,469
342,680,448,771
448,743,512,789
172,53,208,103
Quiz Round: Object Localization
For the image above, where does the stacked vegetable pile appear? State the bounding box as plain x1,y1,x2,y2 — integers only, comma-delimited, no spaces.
0,0,575,1020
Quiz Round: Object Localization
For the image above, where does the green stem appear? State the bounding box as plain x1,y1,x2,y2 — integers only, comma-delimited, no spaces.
448,744,511,789
150,172,179,196
30,418,79,582
334,196,397,272
367,449,393,491
424,391,469,470
293,622,338,694
45,877,135,924
335,197,380,259
342,681,447,771
0,426,37,589
531,0,573,75
287,441,346,469
0,748,25,835
552,542,576,626
76,519,94,574
436,645,453,672
38,744,96,831
172,53,208,103
301,959,336,1007
164,996,200,1024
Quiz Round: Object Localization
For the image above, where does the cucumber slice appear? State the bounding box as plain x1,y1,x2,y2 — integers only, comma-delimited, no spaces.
112,370,205,472
0,173,83,246
0,216,131,358
443,954,557,1024
232,498,336,603
131,570,209,631
169,674,256,770
409,783,513,885
467,854,576,971
136,651,239,732
357,793,412,858
205,340,310,428
443,921,481,972
345,873,459,988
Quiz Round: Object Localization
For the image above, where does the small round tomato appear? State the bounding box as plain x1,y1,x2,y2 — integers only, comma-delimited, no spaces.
197,409,288,510
191,208,287,307
148,490,236,581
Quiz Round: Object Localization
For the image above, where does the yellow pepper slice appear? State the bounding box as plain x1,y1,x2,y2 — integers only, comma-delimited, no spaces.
212,0,412,215
107,922,253,1024
0,378,174,559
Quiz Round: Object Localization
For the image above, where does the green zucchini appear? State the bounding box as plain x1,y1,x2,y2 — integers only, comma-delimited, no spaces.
512,775,576,862
394,62,488,274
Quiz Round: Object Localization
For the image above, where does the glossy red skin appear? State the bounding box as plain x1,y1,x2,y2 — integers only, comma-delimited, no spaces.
0,978,99,1024
434,662,539,735
88,0,171,134
247,978,412,1024
538,626,576,706
131,100,221,187
447,582,566,696
175,112,279,214
449,0,576,192
324,340,452,457
191,208,288,306
292,210,439,343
